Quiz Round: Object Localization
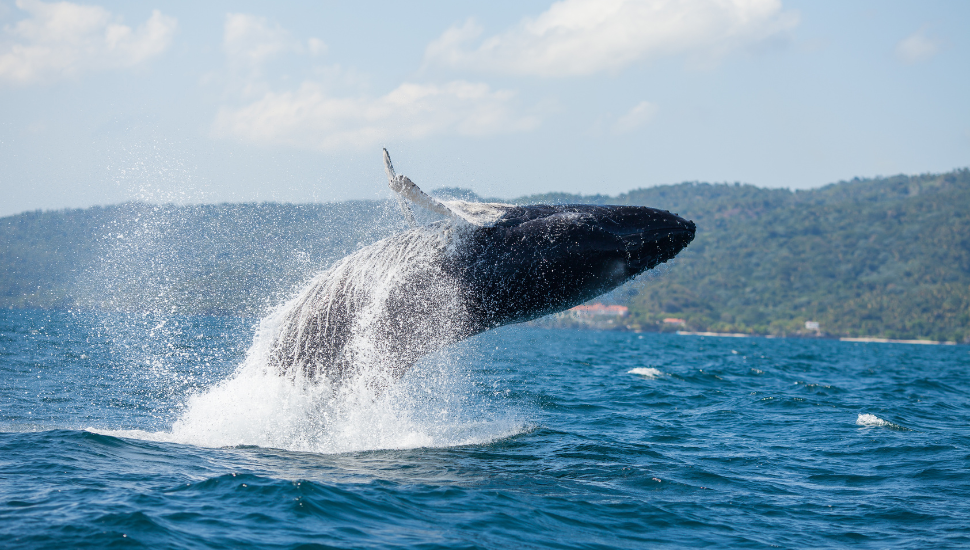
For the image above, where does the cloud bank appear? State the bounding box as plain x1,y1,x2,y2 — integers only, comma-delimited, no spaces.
212,81,539,151
425,0,798,77
0,0,176,84
223,13,325,71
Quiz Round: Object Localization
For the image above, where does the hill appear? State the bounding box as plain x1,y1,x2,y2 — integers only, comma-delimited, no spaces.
1,169,968,342
518,170,970,342
0,201,404,316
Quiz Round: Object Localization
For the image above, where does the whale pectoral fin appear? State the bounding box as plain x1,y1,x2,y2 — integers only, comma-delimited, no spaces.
383,148,484,226
382,147,397,182
384,149,417,227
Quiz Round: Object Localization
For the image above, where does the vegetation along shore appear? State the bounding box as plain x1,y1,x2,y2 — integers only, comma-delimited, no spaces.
2,168,968,343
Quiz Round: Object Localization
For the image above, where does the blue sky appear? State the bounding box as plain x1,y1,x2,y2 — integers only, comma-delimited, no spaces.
1,0,967,217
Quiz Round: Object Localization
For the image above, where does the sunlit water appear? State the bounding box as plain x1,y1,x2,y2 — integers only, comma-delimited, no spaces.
2,309,969,548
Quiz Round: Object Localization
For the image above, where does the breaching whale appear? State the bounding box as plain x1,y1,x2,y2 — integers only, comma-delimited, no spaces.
266,150,695,383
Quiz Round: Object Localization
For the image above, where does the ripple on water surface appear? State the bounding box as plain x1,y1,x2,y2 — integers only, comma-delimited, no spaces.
1,312,969,548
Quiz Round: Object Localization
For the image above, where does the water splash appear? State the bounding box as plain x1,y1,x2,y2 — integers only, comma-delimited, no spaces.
155,218,530,453
169,357,525,453
267,221,474,382
99,338,529,454
87,212,527,453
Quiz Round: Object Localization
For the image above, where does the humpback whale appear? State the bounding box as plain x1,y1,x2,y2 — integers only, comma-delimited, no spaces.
266,150,695,383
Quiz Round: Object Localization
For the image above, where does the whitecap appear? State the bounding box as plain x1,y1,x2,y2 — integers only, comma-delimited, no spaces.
856,413,903,429
628,367,662,379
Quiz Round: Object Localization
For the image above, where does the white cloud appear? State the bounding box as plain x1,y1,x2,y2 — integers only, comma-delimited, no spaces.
224,13,324,70
211,81,539,151
612,100,658,134
895,26,941,65
221,13,328,97
213,14,534,151
0,0,176,84
425,0,798,77
307,37,327,57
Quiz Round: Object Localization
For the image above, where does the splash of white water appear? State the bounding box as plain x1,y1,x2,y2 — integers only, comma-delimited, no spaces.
106,221,529,454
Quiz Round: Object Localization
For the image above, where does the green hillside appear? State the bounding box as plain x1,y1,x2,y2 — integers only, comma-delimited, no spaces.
2,169,968,342
0,201,403,316
519,170,970,342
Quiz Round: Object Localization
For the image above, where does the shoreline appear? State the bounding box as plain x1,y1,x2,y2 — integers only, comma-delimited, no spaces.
838,336,957,345
530,318,965,345
672,330,957,345
675,331,749,338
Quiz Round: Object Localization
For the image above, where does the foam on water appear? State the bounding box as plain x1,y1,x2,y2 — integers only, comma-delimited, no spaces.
100,381,527,454
628,367,663,378
97,336,529,454
856,413,902,429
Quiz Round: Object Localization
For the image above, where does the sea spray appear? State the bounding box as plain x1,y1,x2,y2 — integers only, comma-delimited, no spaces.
154,222,526,453
164,340,527,453
267,221,474,383
74,192,529,452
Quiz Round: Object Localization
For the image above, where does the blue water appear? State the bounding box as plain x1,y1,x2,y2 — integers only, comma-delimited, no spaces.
2,308,969,548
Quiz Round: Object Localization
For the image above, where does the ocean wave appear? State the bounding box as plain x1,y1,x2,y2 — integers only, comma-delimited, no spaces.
628,367,663,378
856,413,904,429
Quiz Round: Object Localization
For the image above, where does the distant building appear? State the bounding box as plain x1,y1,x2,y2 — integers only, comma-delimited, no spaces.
663,318,686,325
569,303,629,317
805,321,820,331
534,303,632,331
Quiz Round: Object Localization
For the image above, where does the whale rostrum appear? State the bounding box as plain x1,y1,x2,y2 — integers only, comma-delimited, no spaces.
266,150,696,383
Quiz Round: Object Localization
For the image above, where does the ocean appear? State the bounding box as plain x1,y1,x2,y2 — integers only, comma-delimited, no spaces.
1,308,968,548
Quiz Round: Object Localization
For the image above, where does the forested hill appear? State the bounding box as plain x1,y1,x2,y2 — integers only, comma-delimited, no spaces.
518,169,970,342
2,168,968,342
0,201,405,316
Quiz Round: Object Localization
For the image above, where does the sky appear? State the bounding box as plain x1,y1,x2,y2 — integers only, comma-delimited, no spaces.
0,0,968,217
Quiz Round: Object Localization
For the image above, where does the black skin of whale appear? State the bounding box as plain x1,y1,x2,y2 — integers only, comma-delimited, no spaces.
269,203,695,382
448,204,695,332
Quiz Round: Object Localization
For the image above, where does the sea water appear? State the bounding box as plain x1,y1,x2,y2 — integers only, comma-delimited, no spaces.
1,308,969,548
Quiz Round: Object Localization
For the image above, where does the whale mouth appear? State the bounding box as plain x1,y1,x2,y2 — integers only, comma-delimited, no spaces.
619,216,696,273
621,222,695,246
486,204,696,275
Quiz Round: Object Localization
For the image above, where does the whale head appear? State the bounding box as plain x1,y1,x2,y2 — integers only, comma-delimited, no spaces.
451,204,696,328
